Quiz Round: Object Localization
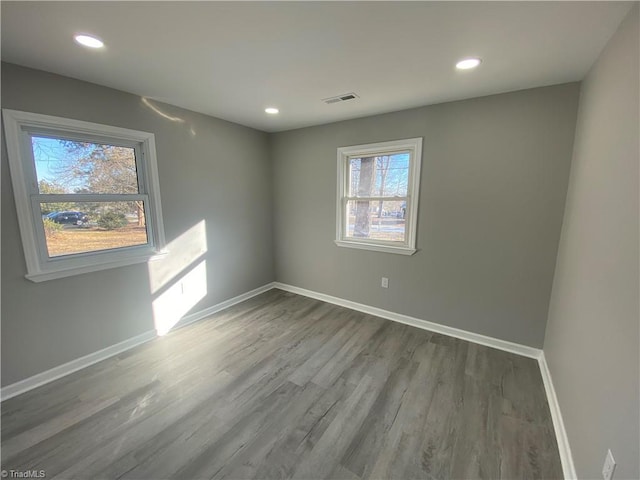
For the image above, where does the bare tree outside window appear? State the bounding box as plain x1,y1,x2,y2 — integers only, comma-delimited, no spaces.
346,152,410,242
32,136,148,257
354,157,375,237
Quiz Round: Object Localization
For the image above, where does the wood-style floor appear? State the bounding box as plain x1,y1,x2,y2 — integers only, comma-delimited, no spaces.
1,289,563,479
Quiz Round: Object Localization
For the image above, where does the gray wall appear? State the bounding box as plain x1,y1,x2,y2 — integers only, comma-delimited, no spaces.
0,64,584,384
271,84,580,348
1,63,275,386
544,6,639,480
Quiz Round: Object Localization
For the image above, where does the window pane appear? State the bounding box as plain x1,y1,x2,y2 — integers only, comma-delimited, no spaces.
345,199,406,242
348,152,410,197
32,136,140,195
41,201,148,257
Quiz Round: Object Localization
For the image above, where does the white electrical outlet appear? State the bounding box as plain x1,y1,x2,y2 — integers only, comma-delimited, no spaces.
381,277,389,288
602,449,616,480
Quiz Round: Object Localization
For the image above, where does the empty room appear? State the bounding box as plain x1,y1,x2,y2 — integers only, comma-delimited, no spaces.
1,2,638,479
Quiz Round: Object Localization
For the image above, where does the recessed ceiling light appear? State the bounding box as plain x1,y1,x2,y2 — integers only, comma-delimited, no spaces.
456,58,482,70
265,107,279,115
74,34,104,49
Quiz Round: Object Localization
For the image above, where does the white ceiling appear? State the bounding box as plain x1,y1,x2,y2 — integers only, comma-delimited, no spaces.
1,1,633,132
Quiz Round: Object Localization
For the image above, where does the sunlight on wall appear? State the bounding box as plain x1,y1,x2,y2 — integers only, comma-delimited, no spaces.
148,220,208,336
152,260,208,336
141,97,186,123
141,97,196,137
148,221,207,295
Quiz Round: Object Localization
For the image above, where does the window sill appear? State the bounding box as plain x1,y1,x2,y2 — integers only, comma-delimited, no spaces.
334,240,417,256
25,250,168,283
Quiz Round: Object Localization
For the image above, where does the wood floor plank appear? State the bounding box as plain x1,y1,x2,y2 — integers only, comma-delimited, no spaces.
211,381,328,480
51,370,234,479
291,374,381,480
410,339,468,480
340,353,417,478
340,326,426,478
172,380,303,480
246,376,357,480
1,396,119,461
1,290,563,479
310,314,386,388
366,340,445,480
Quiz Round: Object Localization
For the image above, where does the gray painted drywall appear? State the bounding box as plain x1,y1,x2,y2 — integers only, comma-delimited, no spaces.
1,63,275,386
0,63,582,386
272,84,580,348
544,6,640,480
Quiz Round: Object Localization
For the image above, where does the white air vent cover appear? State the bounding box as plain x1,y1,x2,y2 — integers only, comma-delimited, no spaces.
322,93,359,104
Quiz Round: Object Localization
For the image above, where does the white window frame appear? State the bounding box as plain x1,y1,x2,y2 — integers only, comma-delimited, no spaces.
3,109,166,282
335,137,422,255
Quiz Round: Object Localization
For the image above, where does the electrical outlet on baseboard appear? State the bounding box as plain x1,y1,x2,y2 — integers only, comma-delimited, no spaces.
602,449,616,480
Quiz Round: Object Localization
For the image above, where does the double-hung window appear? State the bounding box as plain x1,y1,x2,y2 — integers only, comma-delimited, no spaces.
336,137,422,255
3,109,166,282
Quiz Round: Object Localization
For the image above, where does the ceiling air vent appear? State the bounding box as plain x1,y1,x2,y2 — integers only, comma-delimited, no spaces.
322,92,359,105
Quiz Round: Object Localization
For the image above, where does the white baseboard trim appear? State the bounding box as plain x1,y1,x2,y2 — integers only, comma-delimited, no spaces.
0,330,157,402
1,282,276,402
538,352,577,480
272,282,541,359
